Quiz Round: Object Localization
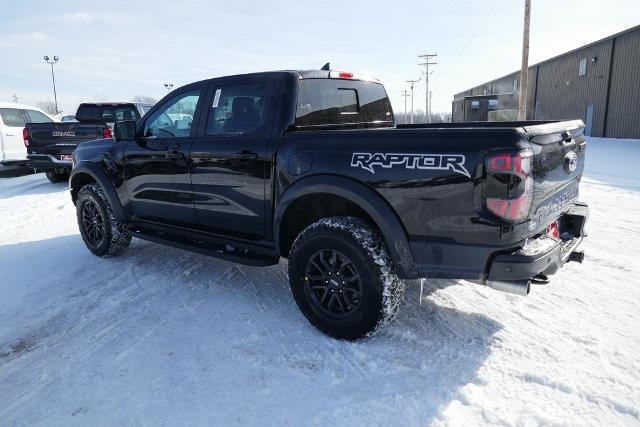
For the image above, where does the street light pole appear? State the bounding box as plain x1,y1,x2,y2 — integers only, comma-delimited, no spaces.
43,56,59,114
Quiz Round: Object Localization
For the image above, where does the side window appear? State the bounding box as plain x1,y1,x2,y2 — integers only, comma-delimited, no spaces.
115,107,138,121
101,107,116,122
144,90,200,138
206,83,269,136
0,108,26,127
578,58,587,76
24,110,53,123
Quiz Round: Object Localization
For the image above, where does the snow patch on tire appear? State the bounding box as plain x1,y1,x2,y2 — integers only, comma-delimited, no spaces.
78,183,132,257
293,216,405,338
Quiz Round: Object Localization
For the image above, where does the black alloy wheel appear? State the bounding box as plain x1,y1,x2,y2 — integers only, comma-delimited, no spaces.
81,200,105,248
304,249,363,318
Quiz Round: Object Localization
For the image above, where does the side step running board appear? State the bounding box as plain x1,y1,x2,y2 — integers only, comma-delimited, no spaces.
131,229,280,267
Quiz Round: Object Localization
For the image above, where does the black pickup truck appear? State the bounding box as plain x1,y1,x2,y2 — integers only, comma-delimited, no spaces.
69,70,588,339
25,102,151,182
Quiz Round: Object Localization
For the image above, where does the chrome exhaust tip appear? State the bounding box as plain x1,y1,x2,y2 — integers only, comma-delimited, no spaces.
486,280,531,296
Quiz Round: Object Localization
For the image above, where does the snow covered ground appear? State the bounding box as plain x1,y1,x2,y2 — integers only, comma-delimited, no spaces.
1,138,639,426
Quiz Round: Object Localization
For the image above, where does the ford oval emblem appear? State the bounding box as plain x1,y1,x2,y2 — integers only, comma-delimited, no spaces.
564,151,578,173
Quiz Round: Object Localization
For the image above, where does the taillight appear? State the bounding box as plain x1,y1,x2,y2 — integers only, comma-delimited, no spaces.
546,221,559,239
103,127,113,138
484,150,533,221
23,128,29,147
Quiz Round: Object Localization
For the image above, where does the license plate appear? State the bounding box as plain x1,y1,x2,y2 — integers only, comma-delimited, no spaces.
59,155,73,161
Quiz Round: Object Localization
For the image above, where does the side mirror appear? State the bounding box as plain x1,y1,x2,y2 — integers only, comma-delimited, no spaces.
114,120,137,142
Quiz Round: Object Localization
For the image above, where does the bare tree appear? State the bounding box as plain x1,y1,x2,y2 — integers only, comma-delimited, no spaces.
132,95,158,105
394,110,451,125
37,100,57,115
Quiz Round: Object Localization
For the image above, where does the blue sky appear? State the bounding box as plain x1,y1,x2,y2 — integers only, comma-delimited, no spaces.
1,0,637,115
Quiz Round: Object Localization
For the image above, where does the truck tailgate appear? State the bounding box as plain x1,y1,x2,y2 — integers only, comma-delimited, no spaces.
26,123,106,156
524,120,586,232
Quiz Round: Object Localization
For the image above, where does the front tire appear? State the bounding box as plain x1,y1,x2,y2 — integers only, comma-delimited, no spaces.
288,217,405,340
76,183,131,257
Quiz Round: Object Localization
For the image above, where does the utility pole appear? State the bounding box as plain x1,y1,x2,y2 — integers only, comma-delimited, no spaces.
418,53,437,123
518,0,531,120
11,93,18,103
406,79,419,124
43,56,60,114
401,90,410,122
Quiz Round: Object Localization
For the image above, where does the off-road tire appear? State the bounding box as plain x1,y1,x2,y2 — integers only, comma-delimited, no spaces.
45,170,69,183
76,183,132,257
288,216,405,340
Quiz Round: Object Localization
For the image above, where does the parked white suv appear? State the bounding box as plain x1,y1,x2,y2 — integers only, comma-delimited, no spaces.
0,103,57,167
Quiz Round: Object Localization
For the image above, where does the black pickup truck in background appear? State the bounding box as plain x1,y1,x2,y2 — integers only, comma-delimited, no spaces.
25,102,152,182
69,70,588,339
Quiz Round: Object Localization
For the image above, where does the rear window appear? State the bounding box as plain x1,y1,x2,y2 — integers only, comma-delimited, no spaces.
76,105,100,122
76,104,138,122
0,108,25,127
295,79,393,129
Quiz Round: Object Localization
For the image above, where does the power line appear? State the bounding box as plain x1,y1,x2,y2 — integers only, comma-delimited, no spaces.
434,0,502,79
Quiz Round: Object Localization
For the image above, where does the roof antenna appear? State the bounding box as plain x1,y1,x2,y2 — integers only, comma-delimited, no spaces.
320,62,330,71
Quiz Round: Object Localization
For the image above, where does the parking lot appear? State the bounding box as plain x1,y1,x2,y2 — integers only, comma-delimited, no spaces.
1,138,639,425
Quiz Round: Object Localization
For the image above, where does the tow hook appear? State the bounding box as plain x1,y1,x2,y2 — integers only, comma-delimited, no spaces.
568,250,585,263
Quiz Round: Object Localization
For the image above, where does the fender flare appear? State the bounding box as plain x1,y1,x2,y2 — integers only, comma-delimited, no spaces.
274,175,418,279
69,162,128,222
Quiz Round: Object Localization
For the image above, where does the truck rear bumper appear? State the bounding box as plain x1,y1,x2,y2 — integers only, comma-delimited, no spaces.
487,202,588,281
410,201,589,283
1,159,29,167
27,154,72,171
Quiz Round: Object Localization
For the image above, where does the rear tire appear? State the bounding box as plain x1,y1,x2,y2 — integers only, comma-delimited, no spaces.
45,169,69,183
76,183,131,257
288,217,405,340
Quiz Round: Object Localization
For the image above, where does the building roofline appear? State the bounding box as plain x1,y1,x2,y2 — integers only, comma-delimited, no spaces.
453,23,640,98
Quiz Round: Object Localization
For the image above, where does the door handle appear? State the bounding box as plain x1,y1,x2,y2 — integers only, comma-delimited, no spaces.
233,151,258,160
165,150,184,160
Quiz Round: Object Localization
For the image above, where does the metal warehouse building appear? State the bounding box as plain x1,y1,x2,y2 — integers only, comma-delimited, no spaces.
452,24,640,139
